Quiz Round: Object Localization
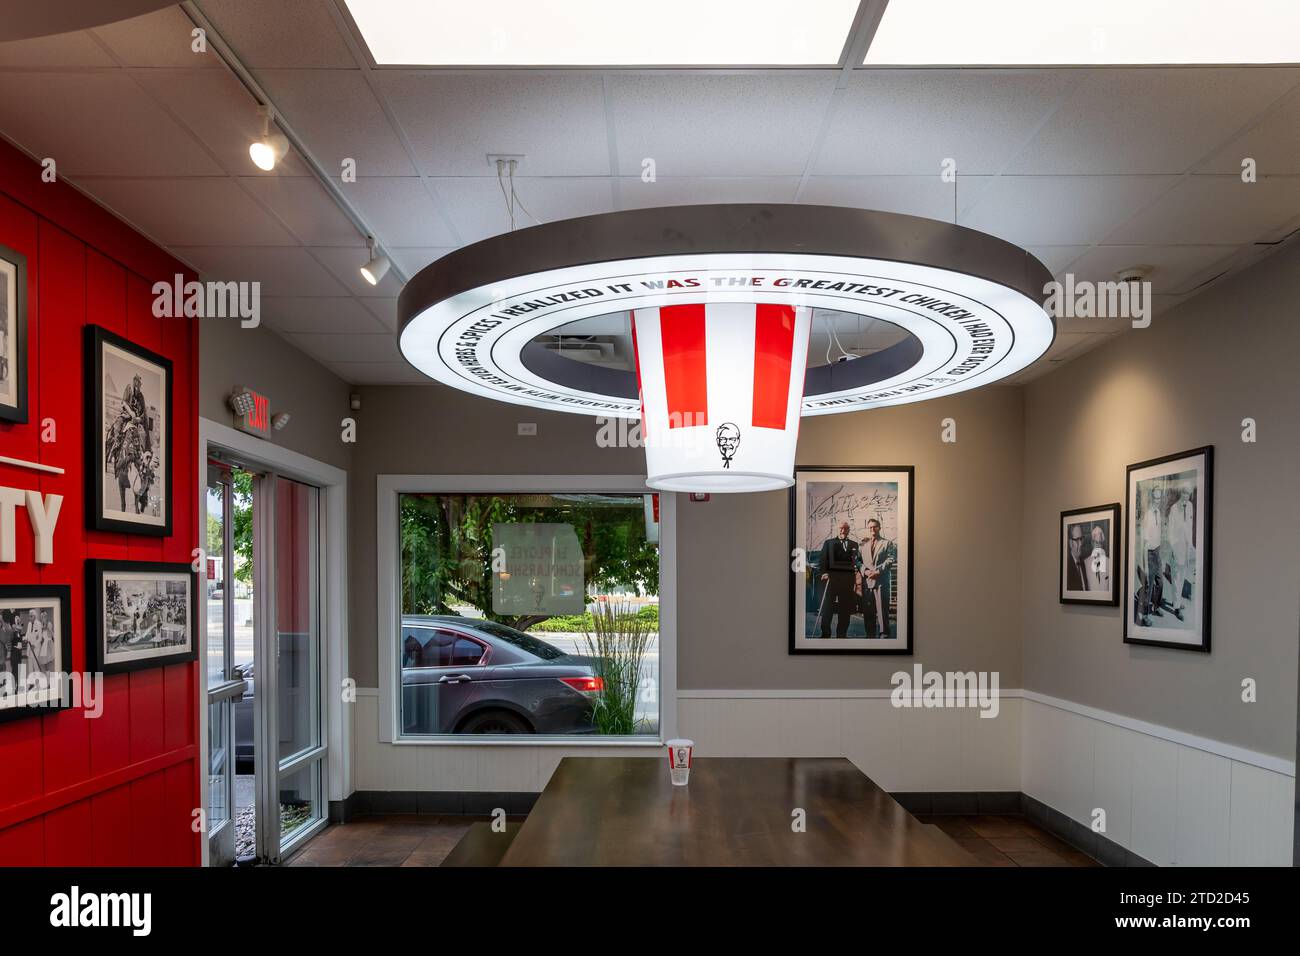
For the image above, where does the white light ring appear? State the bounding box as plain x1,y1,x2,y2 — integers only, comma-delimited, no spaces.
398,205,1055,416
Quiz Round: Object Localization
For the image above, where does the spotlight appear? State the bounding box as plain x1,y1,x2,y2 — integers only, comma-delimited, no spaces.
360,237,390,285
272,412,291,431
249,105,289,171
228,387,255,416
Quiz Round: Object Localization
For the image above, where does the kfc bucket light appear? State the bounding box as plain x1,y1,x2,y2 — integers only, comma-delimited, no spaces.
398,205,1055,494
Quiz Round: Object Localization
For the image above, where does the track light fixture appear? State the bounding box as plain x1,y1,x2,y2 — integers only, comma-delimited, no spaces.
360,236,390,285
249,104,289,171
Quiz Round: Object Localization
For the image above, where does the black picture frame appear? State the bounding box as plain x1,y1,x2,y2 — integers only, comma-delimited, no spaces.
1123,446,1213,653
85,324,173,536
1059,503,1121,606
0,584,74,723
87,560,197,675
788,465,915,655
0,242,29,424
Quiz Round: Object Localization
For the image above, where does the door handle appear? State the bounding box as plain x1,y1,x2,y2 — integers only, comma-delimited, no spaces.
438,674,471,684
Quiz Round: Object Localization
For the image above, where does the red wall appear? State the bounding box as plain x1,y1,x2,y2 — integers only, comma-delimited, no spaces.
0,140,200,866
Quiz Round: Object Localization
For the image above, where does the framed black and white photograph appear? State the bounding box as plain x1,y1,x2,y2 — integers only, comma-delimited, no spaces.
0,243,28,424
1060,503,1120,606
85,325,172,535
790,466,914,655
87,560,196,675
1124,446,1213,652
0,585,73,723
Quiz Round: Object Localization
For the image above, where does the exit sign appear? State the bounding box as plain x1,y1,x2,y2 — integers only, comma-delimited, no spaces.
234,388,272,438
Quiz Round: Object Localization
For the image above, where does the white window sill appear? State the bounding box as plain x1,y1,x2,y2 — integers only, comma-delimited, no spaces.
388,735,665,748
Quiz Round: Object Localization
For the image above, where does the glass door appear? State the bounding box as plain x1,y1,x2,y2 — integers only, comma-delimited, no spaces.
205,464,244,867
253,473,326,862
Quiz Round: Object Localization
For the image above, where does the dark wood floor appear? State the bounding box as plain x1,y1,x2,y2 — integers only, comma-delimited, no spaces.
916,814,1100,867
287,812,1099,867
286,815,525,867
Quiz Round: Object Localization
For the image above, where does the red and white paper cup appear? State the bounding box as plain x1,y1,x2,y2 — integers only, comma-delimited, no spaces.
666,739,694,786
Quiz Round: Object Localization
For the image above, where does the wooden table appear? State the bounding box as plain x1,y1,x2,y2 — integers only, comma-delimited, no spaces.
500,756,973,866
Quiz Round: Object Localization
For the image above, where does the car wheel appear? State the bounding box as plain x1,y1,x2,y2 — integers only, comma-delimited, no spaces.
460,710,533,734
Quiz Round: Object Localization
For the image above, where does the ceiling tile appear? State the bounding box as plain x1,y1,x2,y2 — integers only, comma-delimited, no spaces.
285,332,402,364
80,177,297,246
92,6,221,69
0,72,224,176
375,72,610,176
197,0,358,68
361,297,399,331
240,175,363,245
957,175,1179,246
1063,244,1240,296
1107,175,1300,245
618,177,798,209
817,70,1077,176
308,245,404,298
388,247,456,277
1006,68,1300,175
608,73,835,177
1025,245,1091,276
132,68,312,176
437,177,612,244
1197,86,1300,175
799,176,955,220
345,177,458,245
324,361,429,385
257,69,417,177
171,245,349,297
0,31,117,67
258,296,386,334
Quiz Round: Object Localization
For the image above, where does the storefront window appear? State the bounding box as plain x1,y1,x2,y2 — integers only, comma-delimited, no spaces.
397,492,660,737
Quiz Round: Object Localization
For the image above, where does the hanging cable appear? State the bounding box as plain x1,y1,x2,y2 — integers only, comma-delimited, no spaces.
496,159,515,231
507,160,541,226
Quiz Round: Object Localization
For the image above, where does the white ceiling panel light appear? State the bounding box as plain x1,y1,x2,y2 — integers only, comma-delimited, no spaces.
344,0,860,66
865,0,1300,66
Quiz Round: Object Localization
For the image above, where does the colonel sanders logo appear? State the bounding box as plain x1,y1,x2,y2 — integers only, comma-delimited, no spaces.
715,422,740,468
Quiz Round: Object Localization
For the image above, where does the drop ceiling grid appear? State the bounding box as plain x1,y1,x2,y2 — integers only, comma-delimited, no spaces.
0,3,1298,383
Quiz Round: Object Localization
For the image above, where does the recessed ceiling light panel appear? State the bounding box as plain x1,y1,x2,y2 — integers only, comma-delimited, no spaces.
345,0,860,66
865,0,1300,65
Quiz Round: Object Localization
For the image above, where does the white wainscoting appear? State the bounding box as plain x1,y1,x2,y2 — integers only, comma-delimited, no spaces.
352,688,1295,866
351,690,1022,795
676,691,1021,793
352,693,662,793
1020,694,1295,867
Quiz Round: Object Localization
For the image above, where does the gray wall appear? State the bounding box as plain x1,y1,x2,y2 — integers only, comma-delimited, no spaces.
1020,242,1300,758
199,319,354,471
347,383,1026,689
678,386,1025,689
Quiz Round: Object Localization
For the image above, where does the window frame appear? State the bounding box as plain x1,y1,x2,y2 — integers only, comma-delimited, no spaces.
376,474,677,747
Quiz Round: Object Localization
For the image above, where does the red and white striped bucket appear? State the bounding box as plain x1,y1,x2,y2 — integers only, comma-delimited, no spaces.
631,302,812,493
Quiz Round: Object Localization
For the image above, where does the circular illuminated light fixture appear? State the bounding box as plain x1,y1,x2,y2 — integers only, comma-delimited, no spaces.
398,205,1055,493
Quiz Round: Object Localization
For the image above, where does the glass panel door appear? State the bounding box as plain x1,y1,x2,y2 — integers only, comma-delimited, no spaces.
252,474,326,862
275,477,324,849
205,465,239,867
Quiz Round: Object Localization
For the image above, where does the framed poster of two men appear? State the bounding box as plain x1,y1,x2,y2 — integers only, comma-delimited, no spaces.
789,466,914,655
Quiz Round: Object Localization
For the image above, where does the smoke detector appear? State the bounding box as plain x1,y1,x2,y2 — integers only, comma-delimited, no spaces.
1116,267,1150,284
